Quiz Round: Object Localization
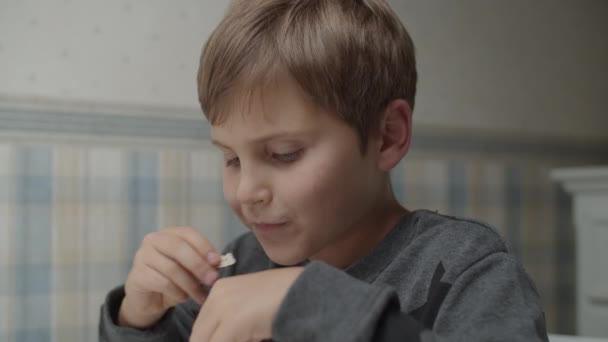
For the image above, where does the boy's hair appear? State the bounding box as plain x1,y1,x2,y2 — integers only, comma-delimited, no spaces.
197,0,417,152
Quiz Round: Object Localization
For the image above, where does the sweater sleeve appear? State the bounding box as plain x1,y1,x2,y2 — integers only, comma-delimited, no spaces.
272,253,549,342
272,261,399,342
98,286,198,342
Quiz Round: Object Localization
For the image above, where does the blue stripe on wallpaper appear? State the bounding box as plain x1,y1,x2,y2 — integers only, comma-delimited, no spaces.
448,161,467,216
14,146,52,342
126,152,159,272
13,329,50,342
505,165,522,259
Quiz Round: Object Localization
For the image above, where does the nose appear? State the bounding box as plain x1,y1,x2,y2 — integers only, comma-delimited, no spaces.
235,166,272,206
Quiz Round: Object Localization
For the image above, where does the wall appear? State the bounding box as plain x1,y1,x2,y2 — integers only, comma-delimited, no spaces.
0,0,225,107
392,0,608,140
1,0,608,141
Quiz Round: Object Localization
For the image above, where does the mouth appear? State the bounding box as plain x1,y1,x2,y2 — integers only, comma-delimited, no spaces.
252,222,289,234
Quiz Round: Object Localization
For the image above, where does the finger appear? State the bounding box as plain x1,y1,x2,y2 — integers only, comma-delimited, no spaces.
166,227,221,266
132,264,190,305
152,232,220,286
144,248,209,304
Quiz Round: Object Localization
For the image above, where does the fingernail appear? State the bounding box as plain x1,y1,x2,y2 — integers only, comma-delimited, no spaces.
207,252,220,264
204,271,218,286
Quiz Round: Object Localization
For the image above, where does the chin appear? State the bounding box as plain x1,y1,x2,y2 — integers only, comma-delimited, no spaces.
262,245,308,266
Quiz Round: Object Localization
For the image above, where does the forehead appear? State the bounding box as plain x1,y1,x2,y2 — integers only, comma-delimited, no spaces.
210,74,325,142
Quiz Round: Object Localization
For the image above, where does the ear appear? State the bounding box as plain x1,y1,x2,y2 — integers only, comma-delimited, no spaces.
376,99,412,171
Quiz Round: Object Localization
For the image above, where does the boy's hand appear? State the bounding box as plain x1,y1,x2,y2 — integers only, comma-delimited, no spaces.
118,227,221,329
190,267,304,342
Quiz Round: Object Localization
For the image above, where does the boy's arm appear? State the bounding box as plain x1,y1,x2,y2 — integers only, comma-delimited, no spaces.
271,261,396,342
98,234,247,342
99,286,198,342
272,254,549,342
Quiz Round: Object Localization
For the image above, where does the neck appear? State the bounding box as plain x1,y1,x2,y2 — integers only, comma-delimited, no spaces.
311,185,409,269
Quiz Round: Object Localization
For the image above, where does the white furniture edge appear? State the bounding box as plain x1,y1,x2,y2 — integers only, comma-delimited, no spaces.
550,334,608,342
551,167,608,194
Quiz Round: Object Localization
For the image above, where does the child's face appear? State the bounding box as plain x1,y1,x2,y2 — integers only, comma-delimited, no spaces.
211,75,384,266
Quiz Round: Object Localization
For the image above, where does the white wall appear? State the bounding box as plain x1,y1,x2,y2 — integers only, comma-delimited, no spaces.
1,0,607,140
0,0,226,107
391,0,608,140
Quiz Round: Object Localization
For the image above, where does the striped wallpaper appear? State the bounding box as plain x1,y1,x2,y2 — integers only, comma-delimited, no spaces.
1,102,607,340
0,144,231,341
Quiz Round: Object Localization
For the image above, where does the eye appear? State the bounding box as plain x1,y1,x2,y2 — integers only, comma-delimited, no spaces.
225,157,240,168
272,150,302,163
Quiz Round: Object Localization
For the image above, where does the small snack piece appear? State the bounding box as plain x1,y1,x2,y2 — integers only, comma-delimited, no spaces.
219,253,236,268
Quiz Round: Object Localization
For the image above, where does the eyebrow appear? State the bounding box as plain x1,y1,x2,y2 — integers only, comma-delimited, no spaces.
211,131,309,149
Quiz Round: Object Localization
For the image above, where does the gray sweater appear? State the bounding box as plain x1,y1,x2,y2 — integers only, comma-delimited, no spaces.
99,210,548,341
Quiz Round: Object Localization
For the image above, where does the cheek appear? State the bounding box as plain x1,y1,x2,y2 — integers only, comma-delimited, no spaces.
289,155,365,219
222,172,240,213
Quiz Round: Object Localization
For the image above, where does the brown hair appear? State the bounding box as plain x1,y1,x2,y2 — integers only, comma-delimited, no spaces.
197,0,417,151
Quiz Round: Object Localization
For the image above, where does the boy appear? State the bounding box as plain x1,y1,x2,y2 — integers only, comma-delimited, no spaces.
100,0,548,341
